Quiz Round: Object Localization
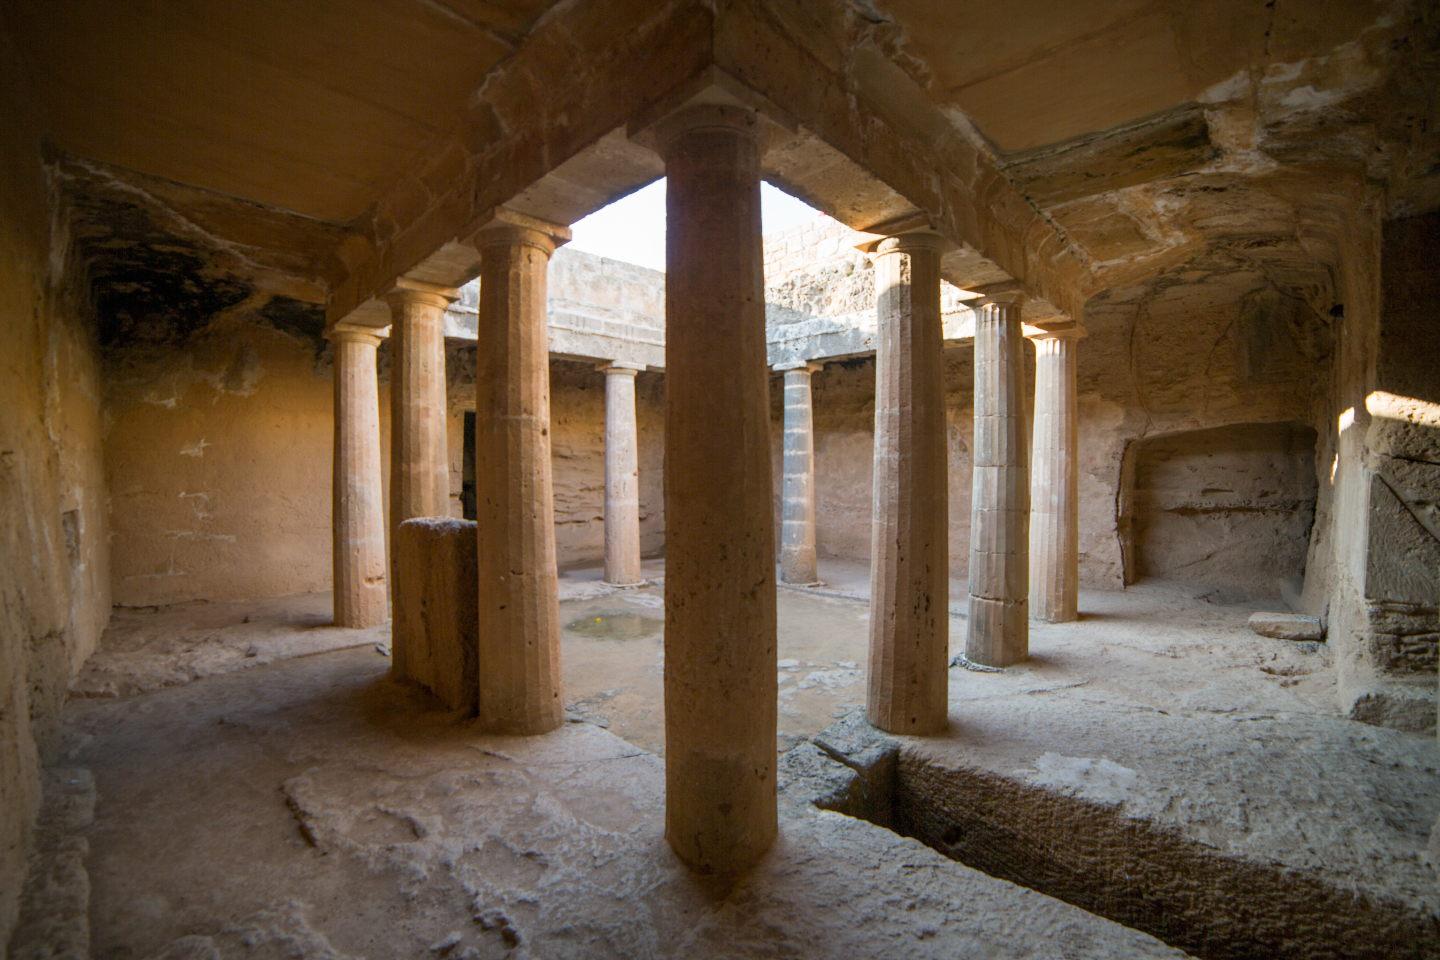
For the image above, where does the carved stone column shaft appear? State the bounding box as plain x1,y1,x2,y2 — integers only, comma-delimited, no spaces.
474,216,568,735
601,362,644,586
967,298,1031,666
1029,330,1082,623
329,326,389,629
866,232,951,735
657,103,777,875
778,361,822,585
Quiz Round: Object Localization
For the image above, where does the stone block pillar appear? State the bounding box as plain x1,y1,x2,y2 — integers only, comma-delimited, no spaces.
777,360,823,585
473,210,571,735
392,517,478,712
967,295,1031,666
327,324,389,628
1028,328,1084,623
655,103,777,875
863,232,952,736
599,361,645,585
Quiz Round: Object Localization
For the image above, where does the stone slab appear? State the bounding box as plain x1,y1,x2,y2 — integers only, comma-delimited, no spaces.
1246,611,1325,641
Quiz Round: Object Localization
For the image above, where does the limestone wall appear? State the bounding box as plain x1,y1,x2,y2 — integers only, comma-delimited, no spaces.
1126,423,1319,599
0,27,112,944
105,322,342,605
444,349,665,567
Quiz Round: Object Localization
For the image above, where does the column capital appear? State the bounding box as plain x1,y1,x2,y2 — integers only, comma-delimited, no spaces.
325,322,389,347
597,360,646,375
773,359,825,373
1026,324,1088,342
649,102,764,160
386,278,460,311
472,207,571,257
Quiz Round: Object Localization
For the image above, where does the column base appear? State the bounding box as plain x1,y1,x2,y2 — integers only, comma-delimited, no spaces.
778,545,819,586
1031,603,1078,625
966,596,1029,667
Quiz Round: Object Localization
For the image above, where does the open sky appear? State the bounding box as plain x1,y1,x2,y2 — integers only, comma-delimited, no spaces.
567,179,821,271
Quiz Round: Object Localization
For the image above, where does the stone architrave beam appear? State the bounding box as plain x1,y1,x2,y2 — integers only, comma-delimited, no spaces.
326,2,1090,338
326,323,390,629
473,209,572,736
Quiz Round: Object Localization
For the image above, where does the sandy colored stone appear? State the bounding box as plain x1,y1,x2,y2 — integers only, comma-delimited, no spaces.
777,361,822,585
473,215,569,736
865,232,951,735
1247,611,1324,641
599,362,644,585
326,326,389,630
656,103,778,875
1029,329,1082,624
390,518,478,712
967,298,1030,666
386,286,452,537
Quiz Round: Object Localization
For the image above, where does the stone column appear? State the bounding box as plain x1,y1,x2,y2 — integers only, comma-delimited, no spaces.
386,282,455,569
599,361,645,585
1029,328,1084,624
777,360,823,585
967,295,1031,666
473,210,571,735
327,324,389,629
655,103,777,875
864,232,952,736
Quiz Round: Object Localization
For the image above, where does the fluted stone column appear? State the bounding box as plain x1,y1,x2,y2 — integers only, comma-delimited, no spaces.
656,103,777,875
328,324,389,628
600,361,644,585
1029,328,1084,623
473,210,571,735
777,360,823,585
386,283,454,575
864,232,951,736
967,295,1031,666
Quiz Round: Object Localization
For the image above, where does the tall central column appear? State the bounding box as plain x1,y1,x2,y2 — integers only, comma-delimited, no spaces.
1029,328,1084,623
777,360,823,585
656,103,777,875
386,283,454,571
865,232,951,736
599,361,644,585
967,295,1031,666
328,324,389,628
473,210,571,735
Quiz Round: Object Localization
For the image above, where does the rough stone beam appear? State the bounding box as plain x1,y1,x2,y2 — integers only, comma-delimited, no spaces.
328,0,714,325
329,1,1089,331
713,0,1089,320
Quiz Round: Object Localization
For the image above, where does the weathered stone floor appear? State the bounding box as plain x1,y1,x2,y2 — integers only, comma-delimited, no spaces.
15,560,1438,958
27,645,1189,959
